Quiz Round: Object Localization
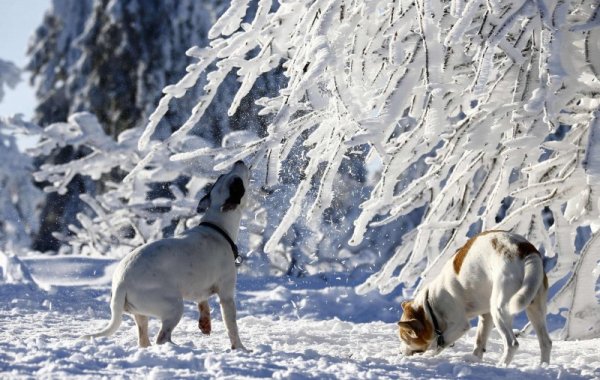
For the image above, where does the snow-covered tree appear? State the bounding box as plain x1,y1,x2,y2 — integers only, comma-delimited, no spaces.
0,68,44,255
27,0,282,138
27,111,275,278
26,0,283,252
0,119,42,254
0,60,42,254
26,0,93,125
136,0,600,339
27,112,214,257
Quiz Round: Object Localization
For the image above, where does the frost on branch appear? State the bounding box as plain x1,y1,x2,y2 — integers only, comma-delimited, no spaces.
140,0,600,338
29,113,220,257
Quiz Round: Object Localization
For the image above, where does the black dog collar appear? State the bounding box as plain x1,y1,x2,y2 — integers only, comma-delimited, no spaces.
425,290,445,348
199,222,243,266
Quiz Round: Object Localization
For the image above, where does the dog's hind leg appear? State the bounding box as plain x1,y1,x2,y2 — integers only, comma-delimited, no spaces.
525,286,552,364
472,313,493,359
198,300,211,335
491,283,519,366
134,314,151,348
156,298,184,345
218,295,245,350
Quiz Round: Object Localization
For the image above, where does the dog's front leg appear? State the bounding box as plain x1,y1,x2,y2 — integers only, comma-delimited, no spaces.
198,301,211,335
219,296,246,351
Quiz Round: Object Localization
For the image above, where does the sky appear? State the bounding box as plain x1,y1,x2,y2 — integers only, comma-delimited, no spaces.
0,1,51,118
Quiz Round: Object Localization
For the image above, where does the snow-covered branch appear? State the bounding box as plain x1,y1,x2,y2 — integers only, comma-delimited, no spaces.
138,0,600,338
27,112,223,256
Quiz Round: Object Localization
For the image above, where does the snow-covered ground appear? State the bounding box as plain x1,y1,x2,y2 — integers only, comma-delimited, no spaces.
1,255,598,379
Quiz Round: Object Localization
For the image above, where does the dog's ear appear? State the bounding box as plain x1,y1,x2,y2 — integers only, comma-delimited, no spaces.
397,319,424,334
221,176,245,212
401,300,412,310
197,179,220,213
197,193,211,213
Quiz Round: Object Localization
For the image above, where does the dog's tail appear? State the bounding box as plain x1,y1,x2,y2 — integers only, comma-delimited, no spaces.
508,253,544,315
82,283,126,340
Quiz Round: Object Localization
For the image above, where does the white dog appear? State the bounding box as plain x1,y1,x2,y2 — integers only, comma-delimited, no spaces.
84,161,249,350
397,230,552,366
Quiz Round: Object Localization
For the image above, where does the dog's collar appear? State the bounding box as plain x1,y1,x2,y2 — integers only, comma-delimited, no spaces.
199,222,243,266
425,290,445,348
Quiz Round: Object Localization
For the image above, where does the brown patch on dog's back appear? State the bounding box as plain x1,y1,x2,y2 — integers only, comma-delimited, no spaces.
453,230,506,275
453,238,475,275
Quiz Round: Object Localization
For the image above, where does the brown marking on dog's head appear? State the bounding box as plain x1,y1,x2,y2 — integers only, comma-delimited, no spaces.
398,300,434,355
517,241,540,259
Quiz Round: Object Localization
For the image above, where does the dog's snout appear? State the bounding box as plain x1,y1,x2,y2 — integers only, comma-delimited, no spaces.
402,348,423,356
234,160,246,167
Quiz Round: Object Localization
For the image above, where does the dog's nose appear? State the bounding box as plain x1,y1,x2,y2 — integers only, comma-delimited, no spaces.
234,160,246,168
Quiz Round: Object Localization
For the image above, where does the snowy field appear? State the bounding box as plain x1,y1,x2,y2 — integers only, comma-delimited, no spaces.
1,255,599,379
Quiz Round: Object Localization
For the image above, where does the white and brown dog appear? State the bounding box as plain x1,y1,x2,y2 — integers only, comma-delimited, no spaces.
398,230,551,366
84,161,249,350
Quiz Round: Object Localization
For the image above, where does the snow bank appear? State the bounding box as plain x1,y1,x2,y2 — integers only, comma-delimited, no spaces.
0,251,39,288
0,256,598,379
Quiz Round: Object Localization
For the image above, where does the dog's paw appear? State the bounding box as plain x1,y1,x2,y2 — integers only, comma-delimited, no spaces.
471,347,485,361
80,334,95,342
231,344,251,353
464,352,483,363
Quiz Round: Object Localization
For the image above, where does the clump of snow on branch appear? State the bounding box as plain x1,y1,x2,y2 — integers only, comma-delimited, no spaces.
139,0,600,339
